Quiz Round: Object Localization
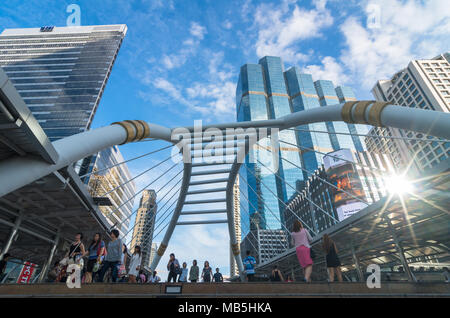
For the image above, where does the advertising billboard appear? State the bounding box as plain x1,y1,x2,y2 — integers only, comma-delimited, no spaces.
324,149,367,221
16,262,37,284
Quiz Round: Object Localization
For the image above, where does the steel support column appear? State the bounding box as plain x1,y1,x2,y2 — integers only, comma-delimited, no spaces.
351,244,364,282
37,231,60,283
384,216,417,282
0,213,22,258
149,163,192,272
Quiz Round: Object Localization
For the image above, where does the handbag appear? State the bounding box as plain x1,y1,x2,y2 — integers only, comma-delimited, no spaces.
310,247,316,259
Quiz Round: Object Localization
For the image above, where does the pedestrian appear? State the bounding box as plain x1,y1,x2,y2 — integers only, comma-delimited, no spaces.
97,229,123,283
139,270,146,283
0,253,11,282
189,259,199,282
213,268,223,282
291,220,313,283
47,261,60,283
128,245,142,283
178,262,188,282
64,233,85,284
270,265,284,282
286,275,294,283
66,233,86,264
117,243,128,281
202,261,213,283
85,233,105,283
243,250,256,282
322,234,343,282
167,253,180,283
149,270,161,283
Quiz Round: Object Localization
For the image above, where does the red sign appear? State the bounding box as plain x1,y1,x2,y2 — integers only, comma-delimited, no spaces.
16,262,37,284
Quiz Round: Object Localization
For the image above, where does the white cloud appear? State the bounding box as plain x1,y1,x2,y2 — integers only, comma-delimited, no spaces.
190,22,207,40
302,56,350,86
222,20,233,30
253,0,333,63
339,0,450,89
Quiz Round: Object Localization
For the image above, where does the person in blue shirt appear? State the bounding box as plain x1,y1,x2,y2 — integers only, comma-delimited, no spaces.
213,268,223,282
243,250,256,282
178,262,188,282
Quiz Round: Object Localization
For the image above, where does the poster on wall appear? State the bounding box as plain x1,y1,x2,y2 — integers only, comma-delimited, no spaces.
324,149,368,221
16,262,37,284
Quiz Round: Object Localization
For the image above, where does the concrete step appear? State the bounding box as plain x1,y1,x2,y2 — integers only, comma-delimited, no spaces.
0,282,449,298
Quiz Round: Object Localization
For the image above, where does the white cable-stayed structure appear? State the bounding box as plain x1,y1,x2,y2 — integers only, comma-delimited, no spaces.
1,99,449,281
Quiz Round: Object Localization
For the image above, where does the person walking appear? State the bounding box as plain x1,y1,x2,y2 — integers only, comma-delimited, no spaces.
85,233,105,283
117,244,128,281
97,229,123,283
0,253,11,282
128,245,142,283
189,260,199,282
202,261,213,283
243,250,256,282
270,265,284,282
178,262,188,282
322,234,343,282
213,268,223,283
291,220,313,283
167,253,180,283
149,270,161,283
138,270,146,283
64,233,85,284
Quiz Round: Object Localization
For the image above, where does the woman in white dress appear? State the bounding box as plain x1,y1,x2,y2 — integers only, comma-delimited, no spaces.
128,245,142,283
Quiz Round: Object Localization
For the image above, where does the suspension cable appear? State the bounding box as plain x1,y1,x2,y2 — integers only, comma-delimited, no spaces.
114,170,183,233
278,154,371,206
105,161,180,219
238,202,264,254
255,157,339,223
239,178,293,249
124,181,182,245
278,139,386,174
80,144,174,178
240,168,316,235
101,154,177,198
287,127,450,143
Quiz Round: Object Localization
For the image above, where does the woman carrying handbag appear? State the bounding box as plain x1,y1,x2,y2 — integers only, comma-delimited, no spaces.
58,233,85,283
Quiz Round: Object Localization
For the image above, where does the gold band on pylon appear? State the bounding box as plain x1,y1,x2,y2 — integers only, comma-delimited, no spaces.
111,120,150,144
231,243,240,256
368,102,391,127
157,243,167,256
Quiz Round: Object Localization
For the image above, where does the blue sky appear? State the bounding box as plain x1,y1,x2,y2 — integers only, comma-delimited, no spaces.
1,0,449,277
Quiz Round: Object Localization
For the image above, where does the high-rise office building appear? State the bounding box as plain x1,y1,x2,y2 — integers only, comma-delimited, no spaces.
81,146,136,236
148,242,158,270
0,25,127,141
130,190,157,268
368,53,450,173
236,56,370,240
230,176,241,277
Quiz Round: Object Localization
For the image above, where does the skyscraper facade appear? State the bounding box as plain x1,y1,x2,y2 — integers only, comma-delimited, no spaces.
81,146,136,236
130,190,157,268
236,56,369,239
0,25,127,141
368,53,450,173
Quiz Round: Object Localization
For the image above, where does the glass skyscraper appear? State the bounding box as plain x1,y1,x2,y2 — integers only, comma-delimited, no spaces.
237,56,370,238
0,25,127,141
